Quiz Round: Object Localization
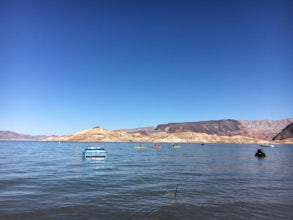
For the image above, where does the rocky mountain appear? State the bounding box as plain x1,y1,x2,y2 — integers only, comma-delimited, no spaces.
154,118,293,141
273,123,293,141
46,126,270,144
3,118,293,144
0,131,49,141
45,118,293,143
155,119,243,135
46,126,140,142
239,118,293,140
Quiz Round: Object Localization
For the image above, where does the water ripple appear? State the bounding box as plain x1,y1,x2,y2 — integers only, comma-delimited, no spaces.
0,141,293,219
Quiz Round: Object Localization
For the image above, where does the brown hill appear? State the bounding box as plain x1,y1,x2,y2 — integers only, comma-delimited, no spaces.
3,118,293,143
273,123,293,141
46,126,142,142
239,118,293,140
47,126,273,144
154,119,293,141
155,119,242,135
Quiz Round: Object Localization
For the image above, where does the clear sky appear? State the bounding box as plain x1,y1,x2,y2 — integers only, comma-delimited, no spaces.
1,0,292,135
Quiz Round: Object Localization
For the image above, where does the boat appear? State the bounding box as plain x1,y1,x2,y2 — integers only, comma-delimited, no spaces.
83,146,107,158
255,148,266,157
134,145,145,149
260,144,274,148
152,144,162,149
172,144,181,149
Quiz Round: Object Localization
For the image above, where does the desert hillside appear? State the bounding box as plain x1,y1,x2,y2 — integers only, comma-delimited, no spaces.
46,126,270,144
128,118,293,141
45,119,293,144
273,123,293,141
2,118,293,144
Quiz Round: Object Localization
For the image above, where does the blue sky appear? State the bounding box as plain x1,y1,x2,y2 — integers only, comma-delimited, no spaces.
1,0,292,135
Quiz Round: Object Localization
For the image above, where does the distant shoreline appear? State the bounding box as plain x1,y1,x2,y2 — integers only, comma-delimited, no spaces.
1,139,292,145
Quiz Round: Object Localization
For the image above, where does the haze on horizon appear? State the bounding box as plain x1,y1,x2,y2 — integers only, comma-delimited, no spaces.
1,0,292,135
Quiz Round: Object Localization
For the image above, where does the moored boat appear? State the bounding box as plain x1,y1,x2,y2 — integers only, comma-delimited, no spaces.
260,144,274,148
83,146,107,158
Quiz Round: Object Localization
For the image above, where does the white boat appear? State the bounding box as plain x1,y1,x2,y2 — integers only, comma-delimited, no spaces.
83,146,107,158
260,144,274,148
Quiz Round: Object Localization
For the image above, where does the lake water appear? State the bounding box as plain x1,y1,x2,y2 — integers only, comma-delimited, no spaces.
0,141,292,219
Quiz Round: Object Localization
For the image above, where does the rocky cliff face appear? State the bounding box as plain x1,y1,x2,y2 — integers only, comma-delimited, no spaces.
273,123,293,140
155,119,243,135
239,119,293,131
154,119,293,141
239,119,293,140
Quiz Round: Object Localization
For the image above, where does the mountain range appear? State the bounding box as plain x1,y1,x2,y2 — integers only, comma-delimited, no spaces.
1,118,293,144
0,131,50,141
48,118,293,144
154,119,293,140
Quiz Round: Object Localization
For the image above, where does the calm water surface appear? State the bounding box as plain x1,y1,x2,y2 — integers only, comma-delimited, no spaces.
0,141,292,219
